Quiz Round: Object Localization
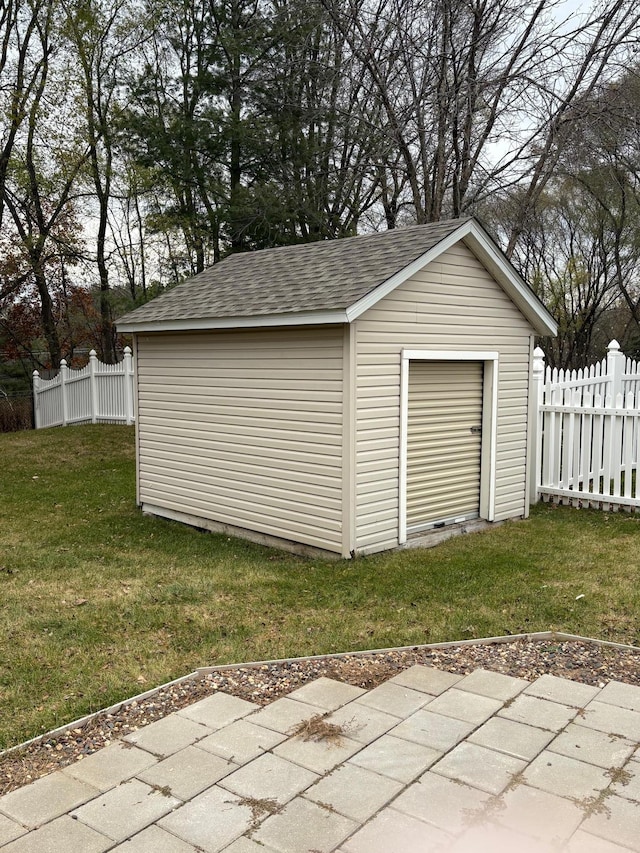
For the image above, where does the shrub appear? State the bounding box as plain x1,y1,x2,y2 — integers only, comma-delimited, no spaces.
0,395,33,432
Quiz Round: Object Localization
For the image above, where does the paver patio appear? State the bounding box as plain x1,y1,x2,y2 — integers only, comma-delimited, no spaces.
1,664,639,852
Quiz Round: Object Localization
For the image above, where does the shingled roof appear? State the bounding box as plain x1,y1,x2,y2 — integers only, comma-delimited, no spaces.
117,217,557,336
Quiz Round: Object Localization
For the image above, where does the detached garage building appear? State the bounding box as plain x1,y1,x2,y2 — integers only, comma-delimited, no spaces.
118,218,556,558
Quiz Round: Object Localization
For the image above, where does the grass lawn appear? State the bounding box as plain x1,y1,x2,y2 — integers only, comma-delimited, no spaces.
1,424,639,749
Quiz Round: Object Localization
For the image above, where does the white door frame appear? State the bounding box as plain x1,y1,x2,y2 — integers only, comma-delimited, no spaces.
399,349,499,544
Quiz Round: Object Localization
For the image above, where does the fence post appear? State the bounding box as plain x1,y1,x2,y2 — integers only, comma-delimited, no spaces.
123,346,134,425
603,341,625,496
607,340,624,401
530,346,546,504
89,350,98,423
60,359,69,426
32,370,41,429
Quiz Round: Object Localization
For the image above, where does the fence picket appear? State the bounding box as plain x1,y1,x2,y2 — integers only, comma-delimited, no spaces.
571,388,582,494
623,393,634,499
561,387,573,489
580,390,593,496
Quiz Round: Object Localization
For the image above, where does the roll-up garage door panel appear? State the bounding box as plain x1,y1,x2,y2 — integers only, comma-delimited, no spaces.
407,361,483,530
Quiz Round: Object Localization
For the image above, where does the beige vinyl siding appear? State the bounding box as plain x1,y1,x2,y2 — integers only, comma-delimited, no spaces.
136,327,344,553
355,241,535,553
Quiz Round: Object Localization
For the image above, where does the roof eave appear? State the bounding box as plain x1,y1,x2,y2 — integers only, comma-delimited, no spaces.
117,308,350,334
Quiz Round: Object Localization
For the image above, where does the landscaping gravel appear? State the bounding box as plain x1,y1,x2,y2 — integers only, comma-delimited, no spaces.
2,636,640,796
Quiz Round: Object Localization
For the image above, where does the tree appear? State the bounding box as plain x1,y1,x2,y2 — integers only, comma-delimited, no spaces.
62,0,145,362
123,0,226,273
485,62,640,367
231,0,380,244
555,66,640,351
1,0,89,368
504,0,640,257
0,202,86,368
318,0,640,237
0,0,52,232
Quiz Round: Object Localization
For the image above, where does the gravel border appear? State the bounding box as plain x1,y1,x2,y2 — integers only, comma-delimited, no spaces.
2,632,640,796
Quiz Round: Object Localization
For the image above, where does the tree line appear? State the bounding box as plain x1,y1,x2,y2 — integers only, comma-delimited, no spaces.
1,0,640,380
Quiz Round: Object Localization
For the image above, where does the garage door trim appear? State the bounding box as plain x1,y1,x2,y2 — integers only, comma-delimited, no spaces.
399,349,499,544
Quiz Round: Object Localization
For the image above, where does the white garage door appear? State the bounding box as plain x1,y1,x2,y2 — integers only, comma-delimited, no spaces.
406,360,483,533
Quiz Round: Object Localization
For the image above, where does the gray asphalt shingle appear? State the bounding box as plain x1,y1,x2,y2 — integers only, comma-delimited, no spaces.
117,219,469,326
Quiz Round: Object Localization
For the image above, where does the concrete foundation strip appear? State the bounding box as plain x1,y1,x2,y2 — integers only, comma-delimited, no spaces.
3,630,639,759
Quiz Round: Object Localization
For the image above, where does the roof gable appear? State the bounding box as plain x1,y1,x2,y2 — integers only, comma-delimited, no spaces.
117,218,556,337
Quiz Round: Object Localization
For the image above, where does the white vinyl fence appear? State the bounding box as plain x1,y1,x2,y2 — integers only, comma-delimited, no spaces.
532,340,640,511
33,348,135,429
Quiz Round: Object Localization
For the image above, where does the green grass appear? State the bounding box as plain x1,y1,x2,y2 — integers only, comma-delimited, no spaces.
1,425,639,749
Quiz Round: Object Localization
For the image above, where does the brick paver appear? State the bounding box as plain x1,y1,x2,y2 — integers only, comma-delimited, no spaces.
454,668,529,701
389,707,475,751
467,715,554,761
609,755,640,801
392,771,491,833
61,740,158,791
577,700,640,740
218,751,318,803
522,750,613,800
497,693,578,732
588,679,640,712
450,823,559,852
110,824,201,852
581,793,640,851
355,681,433,718
122,714,213,758
431,740,527,794
347,733,441,782
252,796,357,853
388,665,462,695
177,693,258,729
246,696,322,734
196,718,286,764
4,660,640,853
523,673,601,707
70,778,180,842
136,744,237,800
273,729,362,774
546,722,636,769
0,816,25,847
340,806,452,853
157,785,255,852
565,829,633,852
222,838,274,853
421,688,503,725
0,815,111,853
325,702,399,745
494,783,584,844
0,771,99,829
304,762,403,822
286,677,366,710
